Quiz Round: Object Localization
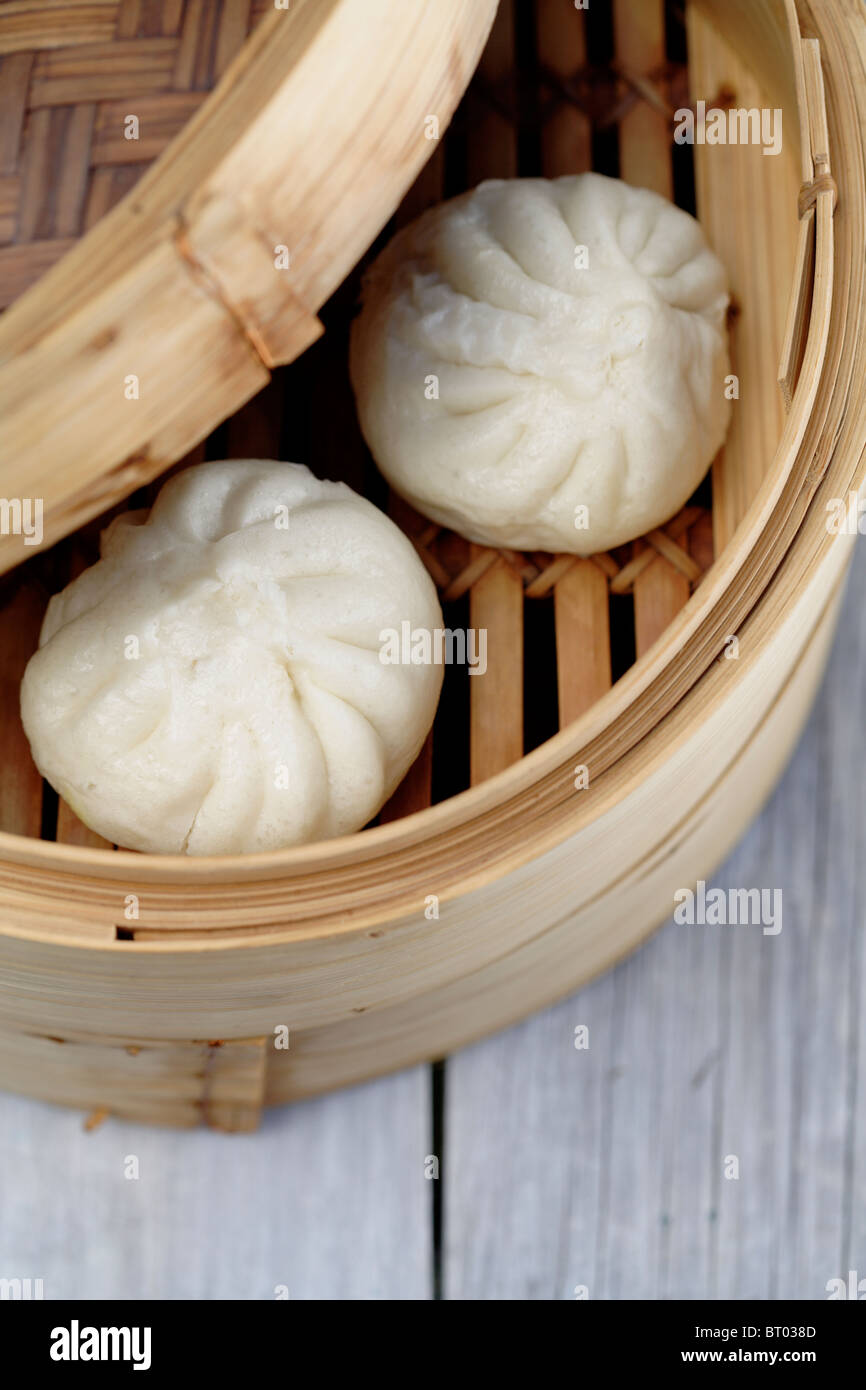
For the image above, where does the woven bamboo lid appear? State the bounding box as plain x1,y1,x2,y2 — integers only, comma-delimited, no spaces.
0,0,497,573
0,1,276,310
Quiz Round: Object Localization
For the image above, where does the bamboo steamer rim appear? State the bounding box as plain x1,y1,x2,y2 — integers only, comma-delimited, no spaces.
1,0,864,946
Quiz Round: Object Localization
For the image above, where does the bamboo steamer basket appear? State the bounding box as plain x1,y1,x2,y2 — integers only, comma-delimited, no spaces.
0,0,862,1130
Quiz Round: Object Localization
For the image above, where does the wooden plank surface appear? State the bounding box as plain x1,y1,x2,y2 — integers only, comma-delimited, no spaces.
0,1067,432,1299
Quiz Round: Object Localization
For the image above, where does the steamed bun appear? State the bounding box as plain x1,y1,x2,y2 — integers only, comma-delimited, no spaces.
350,172,731,554
21,461,443,855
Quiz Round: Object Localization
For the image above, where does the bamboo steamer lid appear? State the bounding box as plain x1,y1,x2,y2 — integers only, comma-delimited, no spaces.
0,0,497,574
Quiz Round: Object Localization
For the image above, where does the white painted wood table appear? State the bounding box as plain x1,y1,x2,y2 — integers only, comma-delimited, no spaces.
2,544,865,1302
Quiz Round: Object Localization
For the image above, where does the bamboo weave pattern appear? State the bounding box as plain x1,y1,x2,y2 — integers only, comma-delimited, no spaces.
0,0,269,307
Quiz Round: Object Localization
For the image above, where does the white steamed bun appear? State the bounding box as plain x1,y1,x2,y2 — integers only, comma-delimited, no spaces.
350,172,731,554
21,460,443,855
